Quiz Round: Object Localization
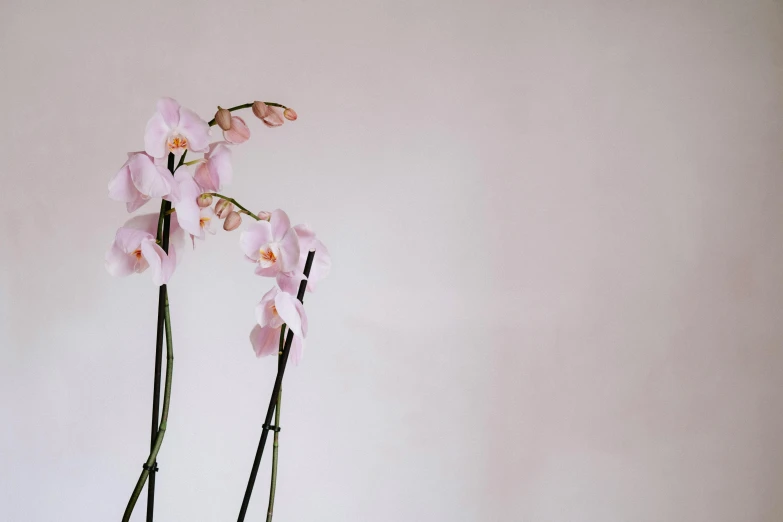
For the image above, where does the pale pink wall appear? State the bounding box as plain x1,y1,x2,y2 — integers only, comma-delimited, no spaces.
1,0,783,520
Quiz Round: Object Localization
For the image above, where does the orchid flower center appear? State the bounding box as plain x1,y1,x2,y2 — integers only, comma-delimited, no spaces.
258,244,278,268
133,249,143,260
200,215,211,229
167,134,188,153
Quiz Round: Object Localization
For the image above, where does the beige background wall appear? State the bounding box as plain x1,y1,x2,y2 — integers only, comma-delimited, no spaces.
2,1,783,520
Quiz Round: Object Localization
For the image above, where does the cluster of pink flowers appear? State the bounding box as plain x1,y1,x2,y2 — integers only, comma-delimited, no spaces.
105,97,330,362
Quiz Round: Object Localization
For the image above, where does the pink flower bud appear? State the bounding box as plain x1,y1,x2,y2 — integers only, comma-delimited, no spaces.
256,210,271,221
215,199,234,219
252,101,270,120
283,108,298,121
215,107,232,131
197,193,213,208
223,211,242,231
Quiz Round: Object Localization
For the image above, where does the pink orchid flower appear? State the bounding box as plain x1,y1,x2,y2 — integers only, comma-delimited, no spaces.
193,142,233,192
239,209,301,276
276,224,332,294
105,225,176,285
108,152,176,212
122,212,186,266
250,287,308,364
169,169,216,242
250,325,305,364
144,97,211,159
223,116,250,144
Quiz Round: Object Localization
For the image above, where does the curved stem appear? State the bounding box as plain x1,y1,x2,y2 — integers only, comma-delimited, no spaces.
266,326,286,522
123,288,174,522
207,101,288,126
205,192,261,221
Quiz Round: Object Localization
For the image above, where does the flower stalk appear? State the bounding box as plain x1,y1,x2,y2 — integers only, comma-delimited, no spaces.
205,192,261,221
237,251,316,522
207,102,287,127
266,325,286,522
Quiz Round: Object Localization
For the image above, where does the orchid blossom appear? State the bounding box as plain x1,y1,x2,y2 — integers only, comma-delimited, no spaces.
108,152,176,212
194,142,233,192
239,209,301,276
144,97,211,159
250,287,308,364
105,226,175,285
277,224,332,294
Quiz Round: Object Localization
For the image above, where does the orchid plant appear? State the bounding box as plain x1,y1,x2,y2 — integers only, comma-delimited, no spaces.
106,97,330,522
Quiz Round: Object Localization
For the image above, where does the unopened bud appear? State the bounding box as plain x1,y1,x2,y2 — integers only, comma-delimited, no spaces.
215,107,232,131
223,211,242,231
215,199,234,219
252,101,270,120
257,210,271,221
283,108,298,121
197,193,213,208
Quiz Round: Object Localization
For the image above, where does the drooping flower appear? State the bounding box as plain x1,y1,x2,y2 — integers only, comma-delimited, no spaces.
105,225,176,285
251,101,285,127
239,209,300,276
249,287,308,364
276,224,331,294
193,142,233,192
223,116,250,144
168,169,216,242
122,211,186,267
144,97,211,159
249,325,304,364
108,152,176,212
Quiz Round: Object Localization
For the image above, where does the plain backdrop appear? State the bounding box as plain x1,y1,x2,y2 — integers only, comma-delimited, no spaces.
2,1,783,521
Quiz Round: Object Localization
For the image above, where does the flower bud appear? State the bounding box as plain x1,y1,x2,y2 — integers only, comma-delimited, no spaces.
215,107,232,131
283,108,298,121
223,211,242,231
197,193,213,208
215,199,234,219
252,101,270,120
257,210,271,221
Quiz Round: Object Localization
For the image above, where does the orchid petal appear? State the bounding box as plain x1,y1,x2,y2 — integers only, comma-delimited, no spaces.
105,243,137,277
208,142,233,187
157,97,181,128
262,107,285,128
270,209,292,241
250,325,281,358
289,335,305,366
178,106,211,153
193,161,218,192
223,116,251,144
276,271,305,295
129,153,173,199
172,170,203,238
141,239,175,285
114,227,152,253
240,221,273,260
278,228,301,273
274,292,306,338
144,113,170,159
108,163,137,203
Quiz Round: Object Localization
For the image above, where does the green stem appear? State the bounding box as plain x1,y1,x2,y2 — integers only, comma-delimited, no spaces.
207,101,288,126
122,288,174,522
205,192,261,221
266,326,286,522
